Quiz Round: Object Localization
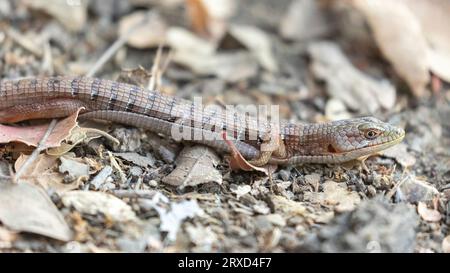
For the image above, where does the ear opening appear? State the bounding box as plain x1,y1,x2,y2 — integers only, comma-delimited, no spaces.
327,144,338,153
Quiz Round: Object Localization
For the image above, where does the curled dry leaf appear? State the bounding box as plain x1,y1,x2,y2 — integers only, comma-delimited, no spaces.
14,153,80,193
162,146,222,189
417,201,441,222
223,131,277,175
352,0,430,97
47,126,118,156
0,108,81,149
0,182,73,241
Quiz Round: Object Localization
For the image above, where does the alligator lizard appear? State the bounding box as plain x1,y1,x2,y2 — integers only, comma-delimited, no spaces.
0,76,405,166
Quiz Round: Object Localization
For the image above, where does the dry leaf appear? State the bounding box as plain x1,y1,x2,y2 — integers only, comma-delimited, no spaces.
167,27,216,56
442,235,450,253
229,24,279,72
185,0,210,37
403,0,450,83
185,0,234,40
0,226,17,248
271,195,308,216
47,125,117,156
279,0,329,41
417,201,441,222
230,184,251,200
61,191,139,223
162,146,222,188
23,0,87,32
172,50,258,82
14,153,80,193
308,41,396,114
304,181,360,212
0,182,73,241
119,11,167,49
397,176,438,203
140,193,205,241
0,107,80,149
352,0,430,97
59,156,90,181
381,143,416,168
223,131,276,175
114,152,155,168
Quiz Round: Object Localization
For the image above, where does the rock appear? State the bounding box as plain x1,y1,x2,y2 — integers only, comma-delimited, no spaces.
298,197,419,252
397,176,439,203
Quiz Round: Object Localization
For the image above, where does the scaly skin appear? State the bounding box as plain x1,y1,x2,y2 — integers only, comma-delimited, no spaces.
0,76,405,165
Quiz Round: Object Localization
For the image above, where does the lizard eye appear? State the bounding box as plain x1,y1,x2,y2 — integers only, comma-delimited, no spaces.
364,129,380,139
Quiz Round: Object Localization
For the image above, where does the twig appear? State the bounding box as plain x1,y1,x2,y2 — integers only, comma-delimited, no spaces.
112,189,157,199
385,174,409,200
86,12,152,77
148,44,163,90
83,127,120,145
13,119,58,182
147,43,172,91
107,151,127,183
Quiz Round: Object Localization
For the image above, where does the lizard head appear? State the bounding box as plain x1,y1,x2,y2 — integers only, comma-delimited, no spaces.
326,117,405,162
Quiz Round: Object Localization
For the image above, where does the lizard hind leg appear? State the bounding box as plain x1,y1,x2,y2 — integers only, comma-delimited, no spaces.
248,137,288,167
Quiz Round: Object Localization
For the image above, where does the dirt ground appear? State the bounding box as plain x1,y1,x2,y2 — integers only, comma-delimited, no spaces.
0,0,449,253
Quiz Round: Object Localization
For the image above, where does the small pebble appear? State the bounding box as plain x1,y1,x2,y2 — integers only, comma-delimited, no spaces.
148,179,158,187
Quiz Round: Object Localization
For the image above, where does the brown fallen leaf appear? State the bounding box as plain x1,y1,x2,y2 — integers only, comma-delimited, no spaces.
185,0,234,41
185,0,210,37
162,146,222,189
0,107,81,149
14,153,80,193
0,182,73,241
223,131,277,175
417,201,441,222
